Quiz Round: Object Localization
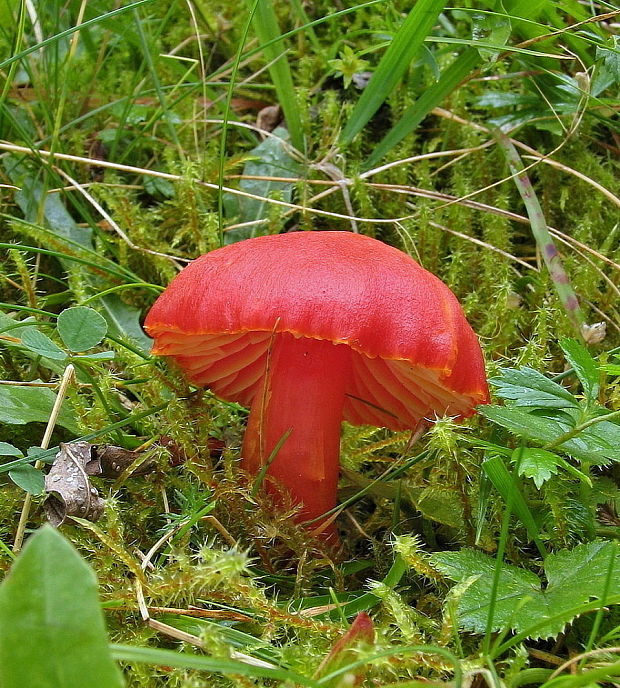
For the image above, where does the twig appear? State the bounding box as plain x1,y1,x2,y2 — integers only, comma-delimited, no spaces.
52,167,186,267
135,579,276,668
0,142,407,227
13,364,75,552
548,646,620,680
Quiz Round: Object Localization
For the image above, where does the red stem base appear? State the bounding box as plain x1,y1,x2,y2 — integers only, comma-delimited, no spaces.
241,333,352,539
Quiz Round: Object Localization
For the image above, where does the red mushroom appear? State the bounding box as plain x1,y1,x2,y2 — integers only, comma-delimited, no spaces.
145,231,489,539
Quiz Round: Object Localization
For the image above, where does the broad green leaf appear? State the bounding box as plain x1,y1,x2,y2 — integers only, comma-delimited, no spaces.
7,161,93,249
0,442,22,457
593,36,620,96
99,294,152,353
0,385,79,433
480,405,620,464
560,338,600,403
0,527,124,688
479,405,566,445
512,447,561,489
224,126,299,244
8,465,45,495
57,307,108,352
472,3,511,60
489,367,577,409
410,486,464,529
341,0,447,144
432,541,620,638
143,175,175,199
20,328,67,361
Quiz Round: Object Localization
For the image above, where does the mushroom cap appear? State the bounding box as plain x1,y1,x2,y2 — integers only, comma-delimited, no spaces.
145,231,489,431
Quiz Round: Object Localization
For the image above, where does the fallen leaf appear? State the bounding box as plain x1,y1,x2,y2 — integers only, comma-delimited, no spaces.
44,442,105,526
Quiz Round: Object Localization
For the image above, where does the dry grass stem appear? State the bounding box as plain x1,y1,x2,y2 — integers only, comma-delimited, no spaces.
12,364,75,553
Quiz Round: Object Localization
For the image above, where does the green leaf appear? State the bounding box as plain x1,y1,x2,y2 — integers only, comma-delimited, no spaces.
512,447,561,489
560,338,600,403
472,3,511,61
224,126,299,244
7,161,93,250
20,328,67,360
593,36,620,96
0,442,22,457
57,307,108,352
143,175,175,199
9,465,45,495
480,405,620,464
341,0,447,144
99,294,152,353
479,405,565,444
0,527,125,687
432,541,620,639
0,385,79,433
489,367,578,409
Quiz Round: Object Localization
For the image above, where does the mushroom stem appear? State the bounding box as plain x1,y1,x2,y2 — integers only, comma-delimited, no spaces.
241,332,352,538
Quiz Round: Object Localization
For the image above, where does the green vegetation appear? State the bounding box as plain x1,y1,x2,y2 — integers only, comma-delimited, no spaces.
0,0,619,685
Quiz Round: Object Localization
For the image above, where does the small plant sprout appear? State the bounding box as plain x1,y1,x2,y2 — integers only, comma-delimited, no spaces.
145,231,489,540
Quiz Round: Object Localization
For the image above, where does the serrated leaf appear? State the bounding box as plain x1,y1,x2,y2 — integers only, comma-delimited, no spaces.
432,541,620,638
0,442,22,457
0,385,79,433
20,328,67,360
9,465,45,495
512,447,561,489
479,405,565,444
560,338,600,403
57,307,108,352
0,526,124,687
489,367,578,408
479,405,620,464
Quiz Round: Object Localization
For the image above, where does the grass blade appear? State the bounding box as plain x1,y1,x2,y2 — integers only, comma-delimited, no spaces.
249,0,304,152
340,0,447,144
482,454,547,558
364,47,480,169
110,643,318,686
0,0,158,72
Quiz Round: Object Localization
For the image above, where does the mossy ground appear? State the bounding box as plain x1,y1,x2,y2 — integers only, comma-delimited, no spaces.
0,1,619,685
